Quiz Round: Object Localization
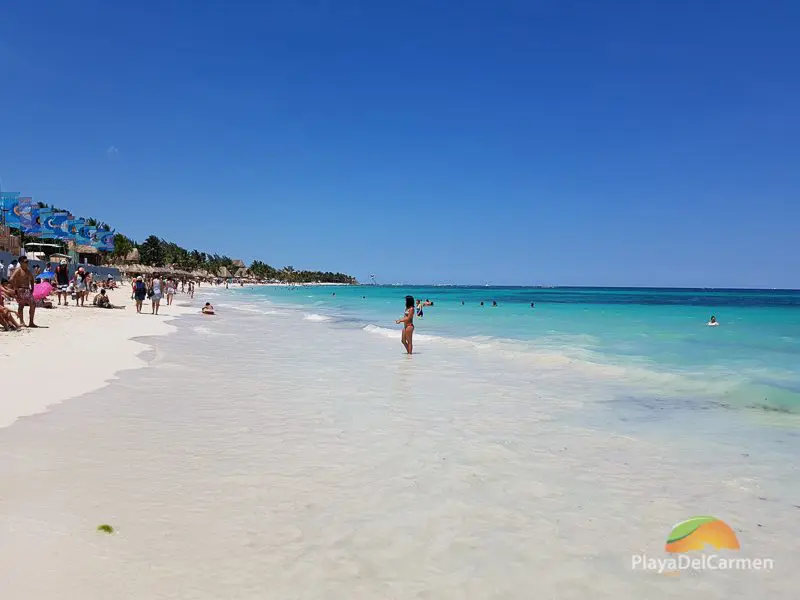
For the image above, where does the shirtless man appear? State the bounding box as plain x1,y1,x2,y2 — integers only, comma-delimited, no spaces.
9,256,36,327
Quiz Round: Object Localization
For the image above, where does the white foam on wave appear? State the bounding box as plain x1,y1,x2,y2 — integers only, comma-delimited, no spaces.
360,323,744,402
192,326,231,336
362,323,440,342
304,313,332,322
215,303,286,316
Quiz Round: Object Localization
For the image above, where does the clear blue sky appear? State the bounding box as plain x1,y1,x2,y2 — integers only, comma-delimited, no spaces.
1,1,798,287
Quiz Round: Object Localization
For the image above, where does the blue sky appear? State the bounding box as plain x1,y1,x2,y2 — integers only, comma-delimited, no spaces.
1,1,798,287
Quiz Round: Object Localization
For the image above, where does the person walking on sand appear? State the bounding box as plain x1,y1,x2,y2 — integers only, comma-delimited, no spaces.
151,275,163,315
166,277,176,306
9,256,37,327
132,275,147,313
395,295,415,355
54,260,70,305
74,267,87,307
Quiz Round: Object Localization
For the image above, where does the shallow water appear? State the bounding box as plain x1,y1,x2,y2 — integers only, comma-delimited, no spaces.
230,285,800,413
1,296,798,599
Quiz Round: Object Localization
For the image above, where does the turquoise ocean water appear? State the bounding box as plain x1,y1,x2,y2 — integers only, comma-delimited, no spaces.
227,285,800,414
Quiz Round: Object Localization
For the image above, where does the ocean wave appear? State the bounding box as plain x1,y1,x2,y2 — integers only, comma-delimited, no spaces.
360,323,776,409
303,313,332,322
362,324,442,342
191,326,231,336
215,303,286,315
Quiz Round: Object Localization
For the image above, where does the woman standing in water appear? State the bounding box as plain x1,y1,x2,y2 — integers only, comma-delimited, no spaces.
396,295,415,355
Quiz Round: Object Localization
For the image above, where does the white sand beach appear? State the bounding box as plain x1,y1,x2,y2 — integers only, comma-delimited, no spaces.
0,288,196,429
0,292,797,599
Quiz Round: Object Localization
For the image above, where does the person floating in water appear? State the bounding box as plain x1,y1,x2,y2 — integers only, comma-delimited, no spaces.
202,302,215,315
492,300,497,307
480,301,484,306
531,302,535,308
707,315,719,326
395,295,415,355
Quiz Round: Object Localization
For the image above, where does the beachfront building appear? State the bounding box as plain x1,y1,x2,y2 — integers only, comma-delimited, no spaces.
0,225,22,255
72,243,102,266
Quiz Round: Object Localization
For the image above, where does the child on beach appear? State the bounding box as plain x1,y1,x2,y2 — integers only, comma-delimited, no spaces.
202,302,215,315
395,295,415,355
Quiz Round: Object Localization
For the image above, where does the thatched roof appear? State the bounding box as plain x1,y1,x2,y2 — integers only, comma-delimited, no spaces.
217,266,231,278
231,259,246,268
75,244,99,254
125,248,140,262
234,267,249,278
118,263,154,274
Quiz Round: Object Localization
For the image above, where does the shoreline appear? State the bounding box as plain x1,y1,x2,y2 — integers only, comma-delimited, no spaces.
1,292,797,598
0,288,197,429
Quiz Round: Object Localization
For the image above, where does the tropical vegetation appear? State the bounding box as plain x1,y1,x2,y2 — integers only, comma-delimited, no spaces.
114,234,356,284
10,203,356,283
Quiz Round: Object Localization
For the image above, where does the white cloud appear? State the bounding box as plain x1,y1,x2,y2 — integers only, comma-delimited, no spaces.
106,145,120,155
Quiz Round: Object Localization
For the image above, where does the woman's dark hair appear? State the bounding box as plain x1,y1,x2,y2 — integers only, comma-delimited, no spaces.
405,295,414,309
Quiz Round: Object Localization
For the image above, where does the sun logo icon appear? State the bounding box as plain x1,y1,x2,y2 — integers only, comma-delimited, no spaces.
665,516,740,553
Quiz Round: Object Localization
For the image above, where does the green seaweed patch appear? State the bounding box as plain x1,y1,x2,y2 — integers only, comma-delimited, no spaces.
97,524,115,534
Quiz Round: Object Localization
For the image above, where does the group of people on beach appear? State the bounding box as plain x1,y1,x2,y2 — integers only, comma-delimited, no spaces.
0,256,123,330
130,275,181,315
0,253,212,331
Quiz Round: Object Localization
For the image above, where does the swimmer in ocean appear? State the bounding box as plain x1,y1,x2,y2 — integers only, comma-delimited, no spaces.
396,295,415,354
492,300,497,307
416,299,424,318
708,315,719,326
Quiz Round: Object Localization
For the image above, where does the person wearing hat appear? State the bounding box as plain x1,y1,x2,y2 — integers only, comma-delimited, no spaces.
132,275,147,314
54,259,70,305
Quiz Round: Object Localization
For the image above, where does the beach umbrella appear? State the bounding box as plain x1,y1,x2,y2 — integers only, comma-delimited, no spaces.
39,271,56,280
33,281,53,302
